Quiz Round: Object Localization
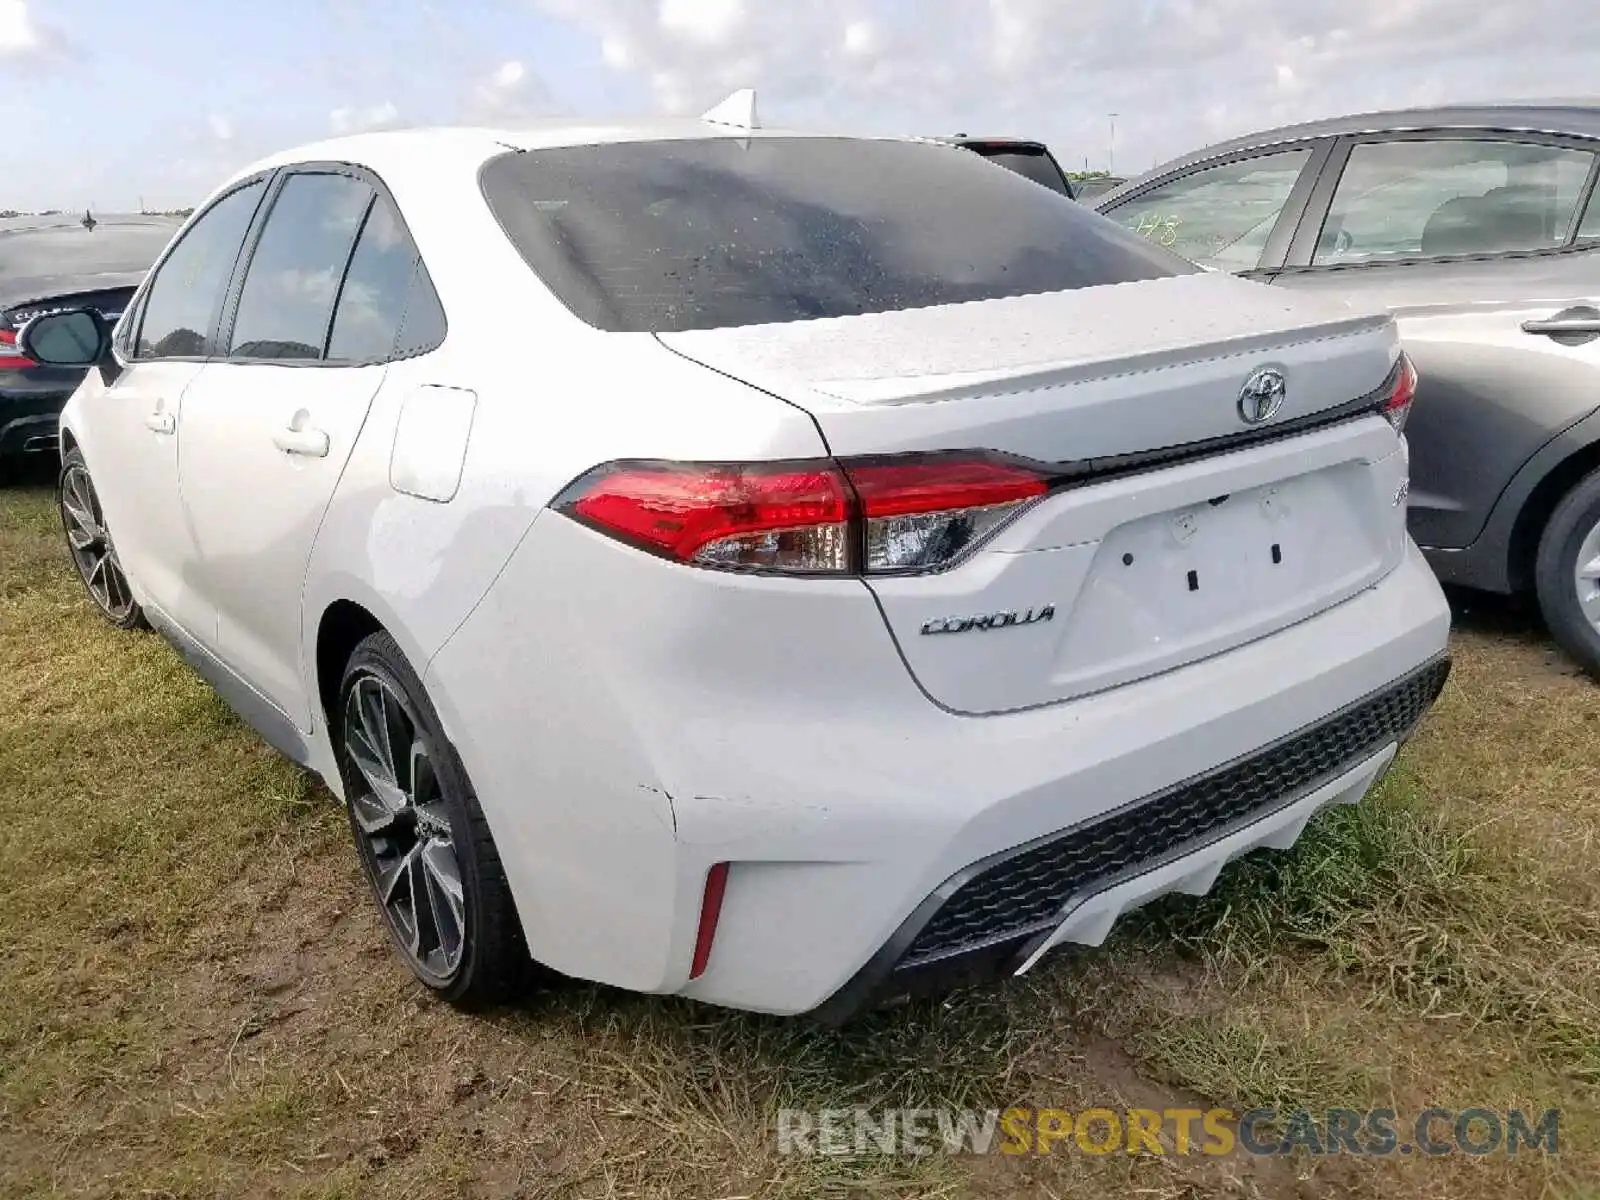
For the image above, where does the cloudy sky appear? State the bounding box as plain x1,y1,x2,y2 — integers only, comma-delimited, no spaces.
5,0,1599,211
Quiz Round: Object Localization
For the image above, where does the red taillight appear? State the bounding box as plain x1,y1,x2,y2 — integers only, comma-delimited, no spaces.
689,862,729,980
556,452,1052,576
0,329,39,370
1381,353,1417,434
565,461,852,573
845,457,1050,518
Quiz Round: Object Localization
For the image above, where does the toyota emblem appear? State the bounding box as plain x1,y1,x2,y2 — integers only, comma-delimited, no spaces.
1238,366,1287,425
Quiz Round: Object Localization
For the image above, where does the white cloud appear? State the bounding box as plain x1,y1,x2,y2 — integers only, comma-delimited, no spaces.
207,113,234,141
842,20,877,57
658,0,744,45
490,59,527,89
0,0,39,55
467,58,559,122
329,101,403,135
531,0,1600,172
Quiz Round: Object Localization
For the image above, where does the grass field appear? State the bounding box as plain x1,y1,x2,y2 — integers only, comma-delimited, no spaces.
2,466,1597,1198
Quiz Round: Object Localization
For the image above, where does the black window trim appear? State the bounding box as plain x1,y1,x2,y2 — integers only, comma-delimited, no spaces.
1278,126,1600,274
215,159,448,369
121,171,277,365
1095,137,1335,276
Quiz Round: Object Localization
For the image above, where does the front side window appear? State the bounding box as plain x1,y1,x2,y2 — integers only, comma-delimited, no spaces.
480,137,1191,333
1103,149,1312,272
228,172,374,360
135,180,267,360
1312,138,1596,265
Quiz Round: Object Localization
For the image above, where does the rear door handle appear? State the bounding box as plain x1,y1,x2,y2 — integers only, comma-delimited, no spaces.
143,411,175,435
1522,306,1600,341
1522,317,1600,335
272,425,331,458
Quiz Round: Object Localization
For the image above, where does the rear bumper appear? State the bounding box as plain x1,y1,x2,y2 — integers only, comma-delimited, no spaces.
0,391,68,457
808,657,1446,1024
427,521,1452,1017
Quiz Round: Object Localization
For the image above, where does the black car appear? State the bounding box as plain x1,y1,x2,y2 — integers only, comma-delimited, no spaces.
939,137,1077,199
0,213,181,461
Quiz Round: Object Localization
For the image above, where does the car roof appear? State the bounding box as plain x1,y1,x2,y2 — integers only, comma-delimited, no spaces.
1094,101,1600,208
1148,101,1600,175
223,119,947,192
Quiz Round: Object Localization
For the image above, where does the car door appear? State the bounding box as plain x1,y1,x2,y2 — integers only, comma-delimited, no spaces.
175,167,393,732
77,177,269,638
1096,141,1333,278
1271,132,1600,552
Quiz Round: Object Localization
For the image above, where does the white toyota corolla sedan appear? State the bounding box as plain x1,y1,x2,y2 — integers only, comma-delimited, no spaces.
23,100,1451,1021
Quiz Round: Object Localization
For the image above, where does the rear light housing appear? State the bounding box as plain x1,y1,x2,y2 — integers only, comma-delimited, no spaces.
0,328,39,370
1379,352,1417,434
555,451,1050,577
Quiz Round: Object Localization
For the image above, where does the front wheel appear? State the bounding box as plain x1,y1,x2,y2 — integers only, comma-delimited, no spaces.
1535,465,1600,678
334,630,531,1007
59,448,146,630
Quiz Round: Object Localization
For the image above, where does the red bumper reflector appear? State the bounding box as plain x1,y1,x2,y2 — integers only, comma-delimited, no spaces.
690,862,730,980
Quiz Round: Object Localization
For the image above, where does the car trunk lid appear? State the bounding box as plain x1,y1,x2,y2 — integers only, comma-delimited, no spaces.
659,273,1411,712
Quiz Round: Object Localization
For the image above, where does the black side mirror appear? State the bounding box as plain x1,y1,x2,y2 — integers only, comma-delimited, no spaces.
18,308,111,368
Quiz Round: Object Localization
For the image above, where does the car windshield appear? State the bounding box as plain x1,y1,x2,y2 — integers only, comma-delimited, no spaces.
481,137,1192,333
0,221,177,279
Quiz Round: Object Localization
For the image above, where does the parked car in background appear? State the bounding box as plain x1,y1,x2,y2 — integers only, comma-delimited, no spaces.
939,136,1078,198
0,213,181,461
26,105,1448,1021
1094,103,1600,674
1073,174,1127,202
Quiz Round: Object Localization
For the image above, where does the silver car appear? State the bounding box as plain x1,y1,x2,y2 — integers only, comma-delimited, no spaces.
1095,103,1600,673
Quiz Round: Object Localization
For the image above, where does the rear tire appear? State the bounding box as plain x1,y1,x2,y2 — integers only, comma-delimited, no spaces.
1534,466,1600,679
334,630,531,1008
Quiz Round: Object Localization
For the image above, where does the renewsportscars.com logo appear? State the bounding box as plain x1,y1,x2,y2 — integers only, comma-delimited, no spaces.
776,1106,1561,1159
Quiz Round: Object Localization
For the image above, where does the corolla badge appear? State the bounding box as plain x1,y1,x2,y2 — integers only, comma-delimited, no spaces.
920,605,1056,636
1238,366,1288,425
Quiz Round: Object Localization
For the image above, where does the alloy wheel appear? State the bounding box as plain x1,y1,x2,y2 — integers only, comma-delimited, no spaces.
343,672,468,982
60,462,137,624
1573,517,1600,636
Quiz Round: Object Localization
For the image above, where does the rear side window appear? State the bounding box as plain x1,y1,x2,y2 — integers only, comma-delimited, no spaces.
1313,138,1596,264
229,172,373,360
327,194,436,361
394,262,447,357
480,137,1189,333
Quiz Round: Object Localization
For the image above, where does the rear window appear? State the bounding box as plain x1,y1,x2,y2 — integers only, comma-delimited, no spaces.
965,147,1073,195
480,137,1191,333
0,222,177,278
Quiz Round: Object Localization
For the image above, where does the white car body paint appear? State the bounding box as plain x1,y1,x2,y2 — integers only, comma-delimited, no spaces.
58,116,1452,1018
